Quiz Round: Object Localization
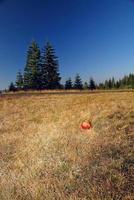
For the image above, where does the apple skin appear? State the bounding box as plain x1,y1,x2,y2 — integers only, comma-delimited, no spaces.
80,122,92,130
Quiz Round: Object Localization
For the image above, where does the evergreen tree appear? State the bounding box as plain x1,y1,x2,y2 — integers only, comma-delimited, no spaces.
89,78,96,90
108,79,112,89
16,70,23,90
111,77,115,88
104,80,108,89
83,81,89,90
9,82,16,92
23,40,41,90
98,74,134,90
41,42,61,89
74,74,83,89
99,82,105,89
65,78,73,89
128,73,134,88
115,80,120,89
59,84,64,89
121,75,128,88
40,48,47,89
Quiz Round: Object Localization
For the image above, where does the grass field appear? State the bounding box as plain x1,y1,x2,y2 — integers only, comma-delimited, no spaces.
0,91,134,200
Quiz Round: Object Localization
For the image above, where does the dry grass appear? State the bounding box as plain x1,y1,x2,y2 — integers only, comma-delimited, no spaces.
0,92,134,200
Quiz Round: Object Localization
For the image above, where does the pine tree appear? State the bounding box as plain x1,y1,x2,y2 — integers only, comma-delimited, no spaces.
121,75,128,88
40,48,47,89
111,77,115,88
83,81,89,90
89,78,96,90
23,40,41,90
65,78,73,89
16,70,23,90
107,79,112,89
99,82,105,89
129,73,134,88
41,42,61,89
9,82,16,92
115,80,120,89
74,74,83,89
59,84,64,89
104,80,109,89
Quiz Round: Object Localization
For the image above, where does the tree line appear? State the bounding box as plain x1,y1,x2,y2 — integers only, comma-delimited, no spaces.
98,74,134,89
8,40,134,91
64,74,134,90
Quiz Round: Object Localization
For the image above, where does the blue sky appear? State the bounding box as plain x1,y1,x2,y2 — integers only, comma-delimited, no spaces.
0,0,134,89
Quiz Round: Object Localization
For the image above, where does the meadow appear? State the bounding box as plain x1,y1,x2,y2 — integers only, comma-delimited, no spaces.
0,91,134,200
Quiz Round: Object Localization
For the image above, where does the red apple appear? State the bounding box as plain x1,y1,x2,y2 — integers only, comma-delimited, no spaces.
80,121,92,130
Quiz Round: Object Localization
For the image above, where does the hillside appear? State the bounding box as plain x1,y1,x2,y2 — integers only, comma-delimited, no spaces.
0,92,134,200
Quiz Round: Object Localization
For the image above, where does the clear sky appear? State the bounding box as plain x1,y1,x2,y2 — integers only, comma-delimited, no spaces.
0,0,134,89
